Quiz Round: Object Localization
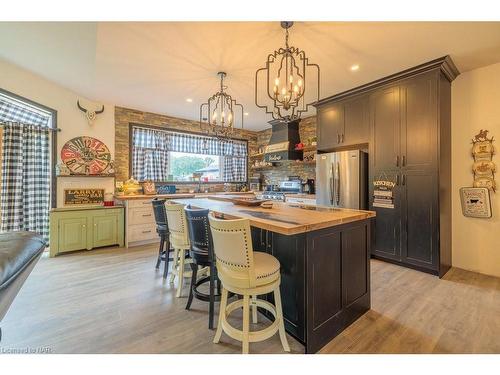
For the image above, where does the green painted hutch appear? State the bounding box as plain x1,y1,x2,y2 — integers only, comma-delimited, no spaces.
49,206,125,257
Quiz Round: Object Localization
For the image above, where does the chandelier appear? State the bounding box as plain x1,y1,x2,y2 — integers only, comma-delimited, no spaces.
200,71,244,138
255,21,320,122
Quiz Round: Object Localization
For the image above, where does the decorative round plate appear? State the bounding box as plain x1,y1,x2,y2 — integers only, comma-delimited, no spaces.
61,136,112,175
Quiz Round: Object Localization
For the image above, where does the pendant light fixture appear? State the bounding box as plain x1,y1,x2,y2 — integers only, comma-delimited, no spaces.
200,71,244,139
255,21,320,122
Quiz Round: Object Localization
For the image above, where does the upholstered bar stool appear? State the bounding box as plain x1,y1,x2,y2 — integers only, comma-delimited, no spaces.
151,198,172,279
165,202,194,298
184,206,222,329
208,213,290,354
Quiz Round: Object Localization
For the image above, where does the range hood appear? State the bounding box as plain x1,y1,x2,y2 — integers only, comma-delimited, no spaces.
264,119,303,162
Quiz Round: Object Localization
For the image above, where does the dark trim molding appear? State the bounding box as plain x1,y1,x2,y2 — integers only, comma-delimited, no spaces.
314,55,460,106
0,87,58,209
128,122,249,184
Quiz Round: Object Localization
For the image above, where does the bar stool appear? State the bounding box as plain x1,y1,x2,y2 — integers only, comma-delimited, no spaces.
184,206,222,329
165,202,193,297
151,198,172,279
208,213,290,354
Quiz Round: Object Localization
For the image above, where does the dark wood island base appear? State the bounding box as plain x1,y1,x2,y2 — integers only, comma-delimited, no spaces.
252,218,372,353
172,198,375,353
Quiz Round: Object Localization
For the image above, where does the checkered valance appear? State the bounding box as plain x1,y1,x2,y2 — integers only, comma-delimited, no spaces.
0,94,52,127
132,127,247,156
131,126,247,182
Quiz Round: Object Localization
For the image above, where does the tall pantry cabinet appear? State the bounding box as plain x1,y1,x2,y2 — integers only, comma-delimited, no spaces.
315,56,458,277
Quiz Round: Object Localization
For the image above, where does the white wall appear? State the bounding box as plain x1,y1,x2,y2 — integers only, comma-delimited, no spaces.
0,58,115,207
452,62,500,278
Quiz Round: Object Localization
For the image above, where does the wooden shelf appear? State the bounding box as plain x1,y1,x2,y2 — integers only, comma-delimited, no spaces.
57,174,116,178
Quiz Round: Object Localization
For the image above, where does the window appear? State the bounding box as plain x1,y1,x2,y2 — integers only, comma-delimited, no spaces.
131,125,247,183
0,88,57,241
169,152,221,182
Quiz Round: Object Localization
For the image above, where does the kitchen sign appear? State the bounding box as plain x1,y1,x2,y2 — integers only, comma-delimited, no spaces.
64,189,105,206
372,174,396,209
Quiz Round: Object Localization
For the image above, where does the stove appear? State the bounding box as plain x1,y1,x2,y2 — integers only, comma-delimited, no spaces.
262,191,287,201
262,180,302,201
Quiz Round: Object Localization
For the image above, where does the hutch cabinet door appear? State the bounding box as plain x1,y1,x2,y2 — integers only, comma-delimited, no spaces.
401,170,439,271
370,86,401,171
400,72,438,171
58,217,88,253
317,103,344,151
342,95,369,146
91,214,118,248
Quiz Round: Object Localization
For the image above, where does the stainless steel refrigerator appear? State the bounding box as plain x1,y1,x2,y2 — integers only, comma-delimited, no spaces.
316,150,368,209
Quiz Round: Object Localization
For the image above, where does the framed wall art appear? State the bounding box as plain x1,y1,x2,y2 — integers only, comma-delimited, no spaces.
460,187,492,218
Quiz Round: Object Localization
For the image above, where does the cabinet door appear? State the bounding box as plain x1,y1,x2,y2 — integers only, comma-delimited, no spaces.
343,95,369,146
370,86,401,171
370,170,402,261
400,72,438,170
317,103,344,151
342,223,369,307
401,170,439,271
58,217,88,253
268,231,306,342
92,214,118,248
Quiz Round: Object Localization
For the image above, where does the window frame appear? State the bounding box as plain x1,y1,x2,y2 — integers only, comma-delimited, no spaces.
128,122,249,184
0,87,58,208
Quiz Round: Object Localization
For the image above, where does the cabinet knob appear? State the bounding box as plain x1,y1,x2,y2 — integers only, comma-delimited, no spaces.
142,214,152,217
82,225,86,228
142,230,152,234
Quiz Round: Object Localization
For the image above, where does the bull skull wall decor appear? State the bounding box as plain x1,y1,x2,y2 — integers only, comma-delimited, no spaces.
77,100,105,124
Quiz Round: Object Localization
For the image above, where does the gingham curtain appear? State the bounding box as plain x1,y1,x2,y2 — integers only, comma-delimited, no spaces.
0,122,50,240
132,126,248,182
223,156,247,182
132,128,170,181
0,94,51,127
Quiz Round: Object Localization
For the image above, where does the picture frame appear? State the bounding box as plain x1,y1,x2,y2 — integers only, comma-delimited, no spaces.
64,188,105,206
142,180,156,195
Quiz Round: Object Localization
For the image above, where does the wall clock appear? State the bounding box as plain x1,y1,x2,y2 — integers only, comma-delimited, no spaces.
61,136,112,175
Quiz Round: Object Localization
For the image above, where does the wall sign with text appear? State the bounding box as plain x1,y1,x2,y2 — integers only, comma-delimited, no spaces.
64,189,105,206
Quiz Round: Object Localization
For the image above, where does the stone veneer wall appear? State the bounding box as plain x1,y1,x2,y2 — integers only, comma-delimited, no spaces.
252,115,317,186
114,106,259,192
114,106,317,191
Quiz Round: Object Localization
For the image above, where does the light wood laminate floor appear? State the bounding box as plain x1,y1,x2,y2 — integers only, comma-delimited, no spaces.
1,244,499,354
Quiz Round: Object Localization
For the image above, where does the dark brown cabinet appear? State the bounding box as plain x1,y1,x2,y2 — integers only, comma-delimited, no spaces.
251,228,306,343
370,86,401,171
315,95,368,151
315,56,458,277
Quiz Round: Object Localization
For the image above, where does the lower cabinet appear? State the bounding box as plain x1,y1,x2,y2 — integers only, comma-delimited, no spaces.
251,228,306,343
50,207,124,257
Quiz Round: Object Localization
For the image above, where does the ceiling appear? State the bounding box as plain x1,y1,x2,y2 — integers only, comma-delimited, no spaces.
1,22,500,131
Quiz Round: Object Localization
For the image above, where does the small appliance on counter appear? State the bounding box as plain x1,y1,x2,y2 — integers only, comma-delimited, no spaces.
302,178,315,194
249,175,262,192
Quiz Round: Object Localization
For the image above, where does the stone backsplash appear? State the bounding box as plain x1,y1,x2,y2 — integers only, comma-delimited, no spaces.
114,106,258,187
252,115,317,187
114,106,317,191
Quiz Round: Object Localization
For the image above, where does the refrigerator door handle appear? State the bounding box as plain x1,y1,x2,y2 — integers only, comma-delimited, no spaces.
336,161,341,205
330,163,335,205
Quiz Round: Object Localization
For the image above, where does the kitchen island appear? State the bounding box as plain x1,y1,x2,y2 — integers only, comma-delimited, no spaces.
173,198,375,353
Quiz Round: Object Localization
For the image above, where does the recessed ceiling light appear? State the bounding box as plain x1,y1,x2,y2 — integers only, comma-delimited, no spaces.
244,112,249,116
350,64,360,71
186,98,193,103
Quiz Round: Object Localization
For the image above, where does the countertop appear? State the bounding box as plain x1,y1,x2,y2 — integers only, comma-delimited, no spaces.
114,191,255,200
171,198,375,235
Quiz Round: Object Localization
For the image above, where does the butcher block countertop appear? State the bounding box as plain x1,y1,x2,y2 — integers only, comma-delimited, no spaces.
172,198,375,235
